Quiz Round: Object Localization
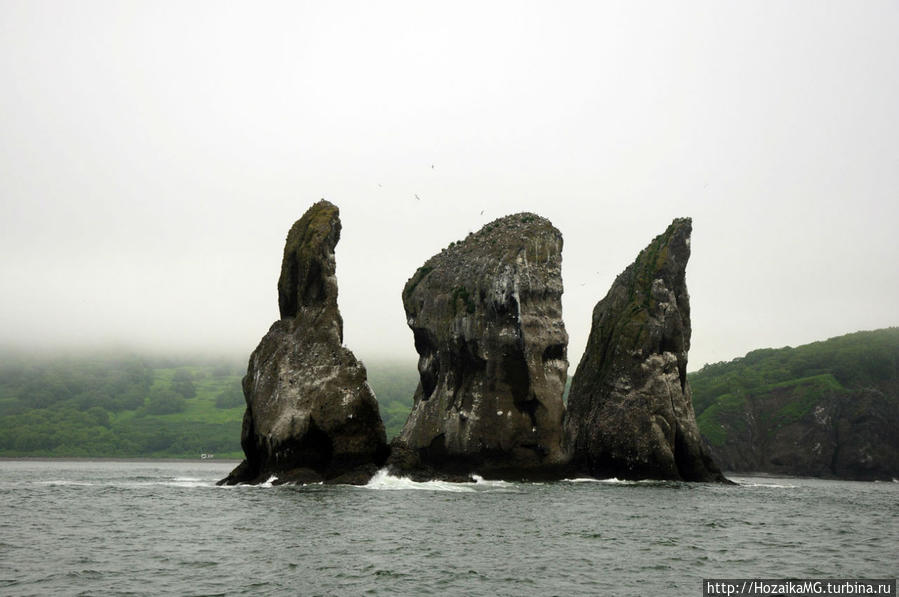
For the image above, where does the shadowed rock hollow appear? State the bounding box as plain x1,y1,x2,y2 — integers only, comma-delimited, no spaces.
564,218,727,482
219,200,387,485
388,213,569,480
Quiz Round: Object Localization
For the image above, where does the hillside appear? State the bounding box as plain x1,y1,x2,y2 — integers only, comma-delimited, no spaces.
3,328,897,479
690,328,899,480
0,353,417,459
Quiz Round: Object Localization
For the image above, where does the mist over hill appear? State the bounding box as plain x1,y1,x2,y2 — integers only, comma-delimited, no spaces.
0,353,416,458
2,328,897,480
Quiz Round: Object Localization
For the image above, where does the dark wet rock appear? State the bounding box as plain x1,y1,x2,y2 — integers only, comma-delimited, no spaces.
387,213,569,480
324,463,382,486
219,201,388,485
565,218,728,482
702,385,899,481
271,467,323,486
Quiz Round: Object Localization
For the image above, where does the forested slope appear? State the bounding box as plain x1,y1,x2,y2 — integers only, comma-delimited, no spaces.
4,327,897,479
690,328,899,479
0,353,417,459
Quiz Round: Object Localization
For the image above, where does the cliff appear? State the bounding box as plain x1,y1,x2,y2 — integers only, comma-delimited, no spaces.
693,328,899,480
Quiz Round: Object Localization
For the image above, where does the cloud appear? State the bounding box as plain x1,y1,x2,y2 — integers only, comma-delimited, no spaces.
1,1,897,369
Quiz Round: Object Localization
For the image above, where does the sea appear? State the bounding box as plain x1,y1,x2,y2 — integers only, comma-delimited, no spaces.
0,460,895,596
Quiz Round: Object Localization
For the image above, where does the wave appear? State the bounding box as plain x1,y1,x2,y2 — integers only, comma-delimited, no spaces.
471,475,516,488
259,475,278,487
363,469,475,492
737,481,798,489
563,477,651,485
159,480,215,488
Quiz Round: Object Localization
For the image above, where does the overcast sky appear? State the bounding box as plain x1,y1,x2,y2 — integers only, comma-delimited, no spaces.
1,1,897,370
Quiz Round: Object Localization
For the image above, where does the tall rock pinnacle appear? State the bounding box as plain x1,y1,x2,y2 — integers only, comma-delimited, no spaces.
389,213,569,480
220,200,387,485
565,218,727,482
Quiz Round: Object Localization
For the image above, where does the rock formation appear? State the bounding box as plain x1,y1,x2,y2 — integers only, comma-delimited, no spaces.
565,218,727,482
388,213,569,480
703,386,899,480
219,200,387,485
691,327,899,481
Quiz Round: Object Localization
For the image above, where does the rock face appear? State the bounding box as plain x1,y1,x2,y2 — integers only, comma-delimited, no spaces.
702,385,899,481
692,328,899,481
220,201,387,485
389,213,569,480
565,218,726,482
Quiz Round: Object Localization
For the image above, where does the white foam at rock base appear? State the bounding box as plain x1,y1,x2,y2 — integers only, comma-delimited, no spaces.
363,469,475,492
471,475,515,488
565,477,632,484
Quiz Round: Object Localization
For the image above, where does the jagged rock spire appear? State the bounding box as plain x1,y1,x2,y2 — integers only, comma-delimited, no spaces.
220,201,387,485
565,218,727,482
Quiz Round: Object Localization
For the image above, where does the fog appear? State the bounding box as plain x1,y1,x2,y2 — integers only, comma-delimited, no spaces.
1,1,897,370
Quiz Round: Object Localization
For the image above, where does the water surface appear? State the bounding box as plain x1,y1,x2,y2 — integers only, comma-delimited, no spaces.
0,460,895,596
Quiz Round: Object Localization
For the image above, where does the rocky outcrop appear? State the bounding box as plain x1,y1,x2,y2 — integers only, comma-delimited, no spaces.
565,218,727,482
699,381,899,481
692,328,899,481
219,201,387,485
388,213,569,480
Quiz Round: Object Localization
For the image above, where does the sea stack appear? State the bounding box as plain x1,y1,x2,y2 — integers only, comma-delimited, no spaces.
565,218,727,482
219,201,387,485
388,213,569,480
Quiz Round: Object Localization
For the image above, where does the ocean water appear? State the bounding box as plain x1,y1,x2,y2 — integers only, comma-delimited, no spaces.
0,460,895,596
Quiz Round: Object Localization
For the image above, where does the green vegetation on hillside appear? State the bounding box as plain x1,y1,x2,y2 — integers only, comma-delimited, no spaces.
0,354,248,458
690,328,899,444
3,328,894,460
363,361,417,440
0,353,420,459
